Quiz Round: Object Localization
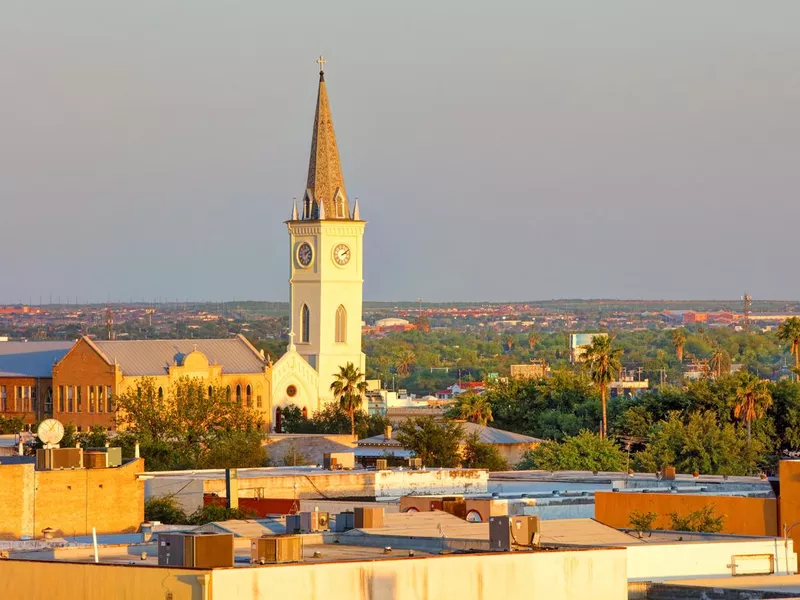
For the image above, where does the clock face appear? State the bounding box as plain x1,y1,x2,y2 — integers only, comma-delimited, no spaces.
333,243,351,266
297,242,313,267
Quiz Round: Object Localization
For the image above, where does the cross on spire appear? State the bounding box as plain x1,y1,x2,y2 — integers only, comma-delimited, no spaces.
316,55,326,74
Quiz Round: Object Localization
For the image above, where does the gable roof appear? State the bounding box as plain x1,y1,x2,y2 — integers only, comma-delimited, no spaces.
89,335,267,376
358,422,542,447
0,341,74,378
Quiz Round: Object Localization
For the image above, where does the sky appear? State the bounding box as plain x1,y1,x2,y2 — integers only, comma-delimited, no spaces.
2,1,799,304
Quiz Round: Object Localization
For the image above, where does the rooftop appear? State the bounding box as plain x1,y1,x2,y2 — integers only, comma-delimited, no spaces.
358,423,542,447
0,341,74,378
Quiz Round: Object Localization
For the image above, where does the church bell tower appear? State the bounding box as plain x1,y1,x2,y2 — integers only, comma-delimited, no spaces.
286,57,366,403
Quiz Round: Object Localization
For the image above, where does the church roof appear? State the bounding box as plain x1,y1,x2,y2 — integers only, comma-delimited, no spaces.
357,423,542,447
302,60,350,220
87,335,268,376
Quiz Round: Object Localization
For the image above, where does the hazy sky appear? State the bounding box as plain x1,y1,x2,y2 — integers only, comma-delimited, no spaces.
2,2,799,304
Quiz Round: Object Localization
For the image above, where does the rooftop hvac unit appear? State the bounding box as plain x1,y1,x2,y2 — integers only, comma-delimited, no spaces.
83,451,107,469
158,532,234,568
251,535,303,564
286,514,301,534
442,499,468,520
299,511,330,533
36,448,82,471
408,458,422,470
323,452,355,471
489,516,541,552
354,506,384,530
375,458,388,471
85,447,122,467
334,511,355,532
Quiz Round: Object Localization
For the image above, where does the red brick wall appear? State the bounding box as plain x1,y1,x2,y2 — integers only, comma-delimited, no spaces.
52,339,116,431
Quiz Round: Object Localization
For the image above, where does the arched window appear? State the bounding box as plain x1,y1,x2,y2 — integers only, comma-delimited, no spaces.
226,385,232,402
301,304,310,343
335,191,346,218
275,407,283,434
335,305,347,343
158,387,164,401
208,386,213,399
246,385,252,408
236,384,242,405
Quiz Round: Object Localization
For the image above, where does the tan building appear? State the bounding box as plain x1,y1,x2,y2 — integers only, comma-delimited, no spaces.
0,341,73,426
51,335,273,431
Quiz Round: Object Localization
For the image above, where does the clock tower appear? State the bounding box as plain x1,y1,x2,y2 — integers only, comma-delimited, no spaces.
286,58,366,405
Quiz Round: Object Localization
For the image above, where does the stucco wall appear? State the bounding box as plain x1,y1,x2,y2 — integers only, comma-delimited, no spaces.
595,491,778,536
780,459,800,572
0,560,203,600
373,469,488,498
626,538,796,581
210,548,628,600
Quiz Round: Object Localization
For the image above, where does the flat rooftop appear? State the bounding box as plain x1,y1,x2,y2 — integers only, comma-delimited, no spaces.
139,466,481,480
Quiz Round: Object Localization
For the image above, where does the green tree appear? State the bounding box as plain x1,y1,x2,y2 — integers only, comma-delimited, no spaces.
709,347,731,379
581,336,622,439
778,317,800,381
629,511,657,537
528,332,540,351
733,372,772,442
0,415,25,435
517,430,626,472
394,417,464,468
145,496,187,524
671,329,687,363
448,392,494,425
395,350,416,376
461,432,508,471
330,362,368,437
668,506,724,533
81,425,110,449
114,377,265,471
635,411,765,476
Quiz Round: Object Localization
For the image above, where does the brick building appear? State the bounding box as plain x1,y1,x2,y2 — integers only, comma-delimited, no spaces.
51,335,273,431
0,341,73,426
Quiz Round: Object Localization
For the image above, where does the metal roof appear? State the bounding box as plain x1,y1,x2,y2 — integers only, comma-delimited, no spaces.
358,422,541,447
90,336,267,376
0,341,74,378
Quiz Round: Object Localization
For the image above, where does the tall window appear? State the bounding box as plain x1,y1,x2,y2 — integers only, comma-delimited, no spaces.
89,386,96,413
301,304,310,343
106,386,113,412
76,386,82,412
246,385,252,408
335,191,346,218
0,386,6,411
44,387,52,415
236,384,242,405
31,386,37,412
98,386,105,413
67,386,74,412
335,305,347,343
58,386,64,412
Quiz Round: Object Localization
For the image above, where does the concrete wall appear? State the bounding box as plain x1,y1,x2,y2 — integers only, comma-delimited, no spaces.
595,491,778,536
780,460,800,570
210,548,628,600
0,458,144,539
146,468,488,513
626,538,796,581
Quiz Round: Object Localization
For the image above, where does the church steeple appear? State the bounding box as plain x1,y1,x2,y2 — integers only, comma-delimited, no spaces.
303,56,350,220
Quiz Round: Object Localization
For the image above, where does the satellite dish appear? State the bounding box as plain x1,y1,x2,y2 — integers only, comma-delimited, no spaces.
37,419,65,446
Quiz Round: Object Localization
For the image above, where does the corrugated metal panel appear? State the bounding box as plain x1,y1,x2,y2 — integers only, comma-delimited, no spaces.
92,337,267,376
0,342,74,377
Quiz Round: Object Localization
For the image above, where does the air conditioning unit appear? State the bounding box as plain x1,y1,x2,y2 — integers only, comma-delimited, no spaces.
354,506,384,529
375,458,388,471
286,514,301,534
489,516,541,551
158,533,234,568
86,446,122,467
83,451,107,469
323,452,355,471
408,458,422,470
334,511,355,532
36,448,82,471
251,535,303,564
297,511,330,533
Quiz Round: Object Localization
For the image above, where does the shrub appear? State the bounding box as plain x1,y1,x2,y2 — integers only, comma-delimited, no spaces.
667,505,724,533
144,496,187,524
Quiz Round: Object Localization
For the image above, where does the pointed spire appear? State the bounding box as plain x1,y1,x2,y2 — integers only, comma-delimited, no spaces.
291,198,299,220
304,56,348,220
352,197,360,220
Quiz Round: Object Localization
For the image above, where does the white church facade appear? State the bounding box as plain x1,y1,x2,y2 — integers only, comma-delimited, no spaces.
267,59,367,428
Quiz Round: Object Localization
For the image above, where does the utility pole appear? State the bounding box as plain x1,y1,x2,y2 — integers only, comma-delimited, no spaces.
743,293,752,332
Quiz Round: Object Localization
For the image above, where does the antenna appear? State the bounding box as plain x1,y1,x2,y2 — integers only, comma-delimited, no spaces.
743,293,752,332
105,307,115,340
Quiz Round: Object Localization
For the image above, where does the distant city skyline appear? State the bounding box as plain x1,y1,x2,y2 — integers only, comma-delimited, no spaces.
2,1,800,304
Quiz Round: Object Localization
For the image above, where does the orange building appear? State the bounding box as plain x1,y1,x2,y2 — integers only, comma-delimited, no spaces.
0,342,73,425
51,336,273,431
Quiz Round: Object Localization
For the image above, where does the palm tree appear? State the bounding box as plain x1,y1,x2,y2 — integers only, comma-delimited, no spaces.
505,335,514,352
709,347,730,379
671,329,687,363
733,372,772,443
528,332,540,351
581,335,623,440
395,350,416,377
777,317,800,381
330,362,368,437
451,392,493,425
